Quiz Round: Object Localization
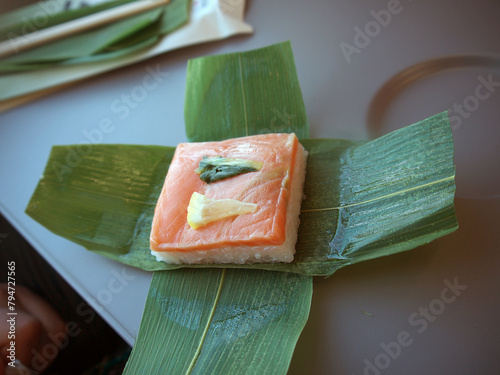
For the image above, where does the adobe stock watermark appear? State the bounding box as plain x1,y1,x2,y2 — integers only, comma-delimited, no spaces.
51,64,169,182
355,277,467,375
339,0,413,64
448,73,500,130
29,266,135,373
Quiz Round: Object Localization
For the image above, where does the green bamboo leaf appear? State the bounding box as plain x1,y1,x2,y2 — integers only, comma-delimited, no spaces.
123,268,312,375
0,0,135,41
0,0,190,72
26,144,175,271
123,41,312,375
0,8,164,67
25,43,457,276
184,41,310,141
25,112,457,275
102,0,190,51
61,35,161,65
291,112,458,276
54,0,190,65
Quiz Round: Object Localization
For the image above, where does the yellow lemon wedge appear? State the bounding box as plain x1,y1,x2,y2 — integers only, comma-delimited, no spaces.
187,192,258,229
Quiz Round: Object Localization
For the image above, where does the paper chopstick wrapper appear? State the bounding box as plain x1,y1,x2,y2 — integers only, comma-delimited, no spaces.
0,0,172,59
0,0,253,113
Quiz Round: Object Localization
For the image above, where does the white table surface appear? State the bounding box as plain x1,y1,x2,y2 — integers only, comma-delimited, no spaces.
1,1,499,374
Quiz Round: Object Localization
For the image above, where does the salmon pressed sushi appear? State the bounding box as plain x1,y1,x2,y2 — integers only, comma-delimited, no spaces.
150,133,308,264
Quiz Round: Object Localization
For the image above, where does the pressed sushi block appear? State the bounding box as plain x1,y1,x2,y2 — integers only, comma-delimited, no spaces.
150,133,308,264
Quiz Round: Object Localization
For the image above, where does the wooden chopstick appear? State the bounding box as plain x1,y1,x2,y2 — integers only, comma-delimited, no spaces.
0,0,170,60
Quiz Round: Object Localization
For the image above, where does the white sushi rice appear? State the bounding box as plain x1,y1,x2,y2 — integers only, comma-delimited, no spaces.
151,144,308,265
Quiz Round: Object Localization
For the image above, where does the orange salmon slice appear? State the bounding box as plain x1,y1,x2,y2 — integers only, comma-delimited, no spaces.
150,133,307,264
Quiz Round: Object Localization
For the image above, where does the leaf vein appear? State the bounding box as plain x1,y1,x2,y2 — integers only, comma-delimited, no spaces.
238,54,249,136
301,175,455,213
185,268,227,374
